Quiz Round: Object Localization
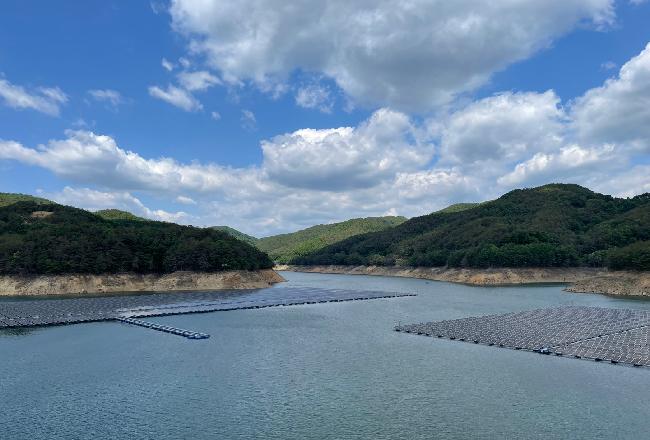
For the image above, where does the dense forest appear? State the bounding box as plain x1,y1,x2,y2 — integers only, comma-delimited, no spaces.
257,216,407,263
95,209,146,221
294,184,650,270
0,201,273,275
434,202,482,214
211,226,258,246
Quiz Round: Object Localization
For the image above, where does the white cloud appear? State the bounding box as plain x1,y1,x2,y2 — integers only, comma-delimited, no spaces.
241,109,256,130
148,84,203,111
0,130,262,195
178,57,191,69
170,0,614,111
48,186,190,223
601,61,617,70
497,144,617,187
177,70,221,91
439,91,566,165
176,195,197,205
571,42,650,149
0,77,67,116
161,57,175,71
295,83,333,113
88,89,123,107
262,108,432,190
592,165,650,197
210,111,221,121
3,44,650,235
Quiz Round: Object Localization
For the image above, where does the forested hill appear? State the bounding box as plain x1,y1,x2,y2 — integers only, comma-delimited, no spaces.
434,202,481,214
0,201,273,275
95,209,146,221
0,193,53,207
258,216,407,263
294,184,650,270
211,226,258,246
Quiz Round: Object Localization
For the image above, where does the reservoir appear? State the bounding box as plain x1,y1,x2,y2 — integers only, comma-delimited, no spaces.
2,271,650,439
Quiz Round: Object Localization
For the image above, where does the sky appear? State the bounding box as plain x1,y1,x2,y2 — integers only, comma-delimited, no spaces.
0,0,649,236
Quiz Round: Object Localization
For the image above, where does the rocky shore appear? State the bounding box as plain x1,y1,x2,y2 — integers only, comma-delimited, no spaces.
276,265,650,297
0,269,285,296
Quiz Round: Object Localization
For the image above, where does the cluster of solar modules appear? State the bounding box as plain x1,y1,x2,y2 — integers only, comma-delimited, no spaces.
396,306,650,368
0,286,415,329
116,317,210,339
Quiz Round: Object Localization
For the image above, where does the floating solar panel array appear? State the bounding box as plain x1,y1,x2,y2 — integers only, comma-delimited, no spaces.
396,306,650,368
0,286,414,331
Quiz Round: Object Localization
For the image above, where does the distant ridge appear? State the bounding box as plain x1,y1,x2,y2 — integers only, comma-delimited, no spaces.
0,192,53,208
257,216,407,263
0,201,272,275
211,226,258,245
95,209,146,221
293,184,650,271
434,202,482,214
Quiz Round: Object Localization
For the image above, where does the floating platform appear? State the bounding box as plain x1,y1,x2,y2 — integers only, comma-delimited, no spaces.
396,306,650,368
0,286,414,330
117,317,210,339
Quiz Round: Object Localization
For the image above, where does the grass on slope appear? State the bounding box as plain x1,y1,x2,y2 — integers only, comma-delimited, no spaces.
257,216,407,263
0,193,54,208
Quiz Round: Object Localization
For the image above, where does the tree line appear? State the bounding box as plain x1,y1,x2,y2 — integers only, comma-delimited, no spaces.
0,202,273,275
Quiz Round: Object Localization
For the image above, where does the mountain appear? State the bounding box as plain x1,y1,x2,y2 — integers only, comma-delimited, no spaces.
257,216,407,263
293,184,650,270
0,201,273,275
0,192,53,208
95,209,146,221
211,226,258,246
434,202,481,214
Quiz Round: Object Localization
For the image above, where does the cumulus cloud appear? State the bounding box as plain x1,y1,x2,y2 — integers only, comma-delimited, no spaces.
262,108,432,190
0,77,68,116
497,144,618,187
571,42,650,149
438,91,566,165
148,84,202,111
0,130,261,195
48,187,190,223
169,0,614,111
3,44,650,235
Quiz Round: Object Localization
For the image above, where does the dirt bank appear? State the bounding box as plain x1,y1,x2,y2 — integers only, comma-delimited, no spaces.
276,265,650,297
0,269,285,296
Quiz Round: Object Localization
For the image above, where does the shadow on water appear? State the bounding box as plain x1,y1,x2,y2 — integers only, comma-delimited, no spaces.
0,327,37,337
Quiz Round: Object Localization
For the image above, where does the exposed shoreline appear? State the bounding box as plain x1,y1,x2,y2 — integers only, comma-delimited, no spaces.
276,265,650,297
0,269,285,296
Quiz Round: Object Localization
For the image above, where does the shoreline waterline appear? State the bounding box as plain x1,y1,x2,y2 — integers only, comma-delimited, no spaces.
0,269,285,296
276,264,650,297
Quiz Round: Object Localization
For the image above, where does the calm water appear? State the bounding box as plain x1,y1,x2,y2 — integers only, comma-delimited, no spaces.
2,272,650,439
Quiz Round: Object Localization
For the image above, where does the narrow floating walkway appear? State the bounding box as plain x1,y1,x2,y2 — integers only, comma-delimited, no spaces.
117,317,210,339
0,286,415,329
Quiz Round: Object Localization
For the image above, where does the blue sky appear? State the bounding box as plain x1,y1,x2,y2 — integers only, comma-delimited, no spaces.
1,1,649,235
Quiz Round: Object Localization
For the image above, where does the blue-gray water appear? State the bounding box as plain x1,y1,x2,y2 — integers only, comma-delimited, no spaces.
2,272,650,439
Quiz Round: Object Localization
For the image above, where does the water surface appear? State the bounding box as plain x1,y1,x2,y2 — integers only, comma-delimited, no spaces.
2,272,649,439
